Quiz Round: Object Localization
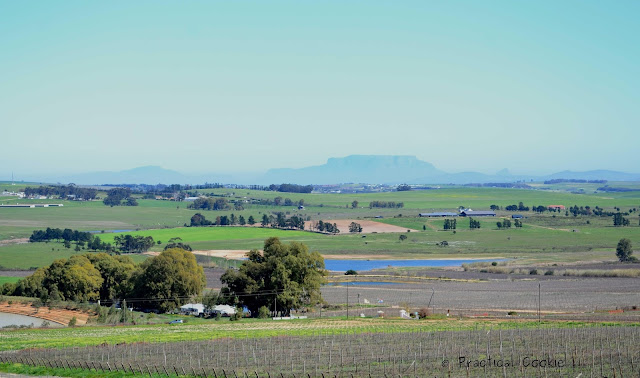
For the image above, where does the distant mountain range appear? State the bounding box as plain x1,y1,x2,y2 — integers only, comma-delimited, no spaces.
20,156,640,185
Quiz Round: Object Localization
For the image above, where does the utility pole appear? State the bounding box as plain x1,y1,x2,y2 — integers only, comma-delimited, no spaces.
538,283,541,324
346,282,349,319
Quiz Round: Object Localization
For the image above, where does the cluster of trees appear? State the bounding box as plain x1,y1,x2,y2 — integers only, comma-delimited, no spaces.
490,205,501,211
189,197,232,211
261,213,305,230
268,184,313,193
23,185,97,201
220,238,326,317
313,220,340,234
103,188,138,207
190,212,256,227
29,228,113,252
1,250,205,312
613,213,631,227
396,184,411,191
113,235,155,253
469,218,481,229
348,222,362,233
443,219,457,230
505,202,529,211
496,219,511,229
369,201,404,209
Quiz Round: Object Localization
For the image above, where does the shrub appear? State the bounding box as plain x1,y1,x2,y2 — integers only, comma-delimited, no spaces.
529,269,538,275
544,270,554,276
418,307,431,318
257,306,270,319
68,316,77,327
491,261,498,266
507,311,517,316
344,269,358,275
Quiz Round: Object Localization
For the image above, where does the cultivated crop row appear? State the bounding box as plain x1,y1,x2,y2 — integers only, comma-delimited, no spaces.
3,326,640,376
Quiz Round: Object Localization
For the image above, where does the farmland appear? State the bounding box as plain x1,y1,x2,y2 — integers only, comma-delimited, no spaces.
2,323,640,377
1,185,639,269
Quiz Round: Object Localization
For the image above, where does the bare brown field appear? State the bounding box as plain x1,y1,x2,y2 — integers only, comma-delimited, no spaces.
0,302,89,326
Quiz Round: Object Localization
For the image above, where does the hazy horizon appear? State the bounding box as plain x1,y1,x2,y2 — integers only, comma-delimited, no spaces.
2,1,638,178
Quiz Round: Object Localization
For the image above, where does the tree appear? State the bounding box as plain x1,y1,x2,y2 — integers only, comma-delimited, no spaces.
261,214,269,227
220,238,326,317
399,234,407,241
238,215,246,226
131,248,206,312
351,200,358,209
248,215,256,225
85,253,136,301
164,237,192,251
348,222,363,233
469,218,481,229
344,269,358,275
396,184,411,191
616,238,634,262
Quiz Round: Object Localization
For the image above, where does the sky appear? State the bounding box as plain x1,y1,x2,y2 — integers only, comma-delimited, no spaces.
1,1,638,179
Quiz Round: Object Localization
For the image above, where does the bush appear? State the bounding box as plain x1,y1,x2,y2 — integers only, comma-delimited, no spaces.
507,311,517,316
257,306,270,319
544,270,554,276
417,307,431,318
230,308,243,321
529,269,538,275
491,261,498,266
344,269,358,275
68,316,77,327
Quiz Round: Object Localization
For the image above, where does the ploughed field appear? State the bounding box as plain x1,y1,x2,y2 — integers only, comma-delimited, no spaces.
3,326,639,377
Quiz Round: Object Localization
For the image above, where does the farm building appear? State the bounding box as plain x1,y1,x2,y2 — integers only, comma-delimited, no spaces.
548,205,565,210
419,212,458,217
459,210,496,217
511,214,524,219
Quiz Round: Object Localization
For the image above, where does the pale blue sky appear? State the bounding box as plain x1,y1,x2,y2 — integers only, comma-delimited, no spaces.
1,1,638,178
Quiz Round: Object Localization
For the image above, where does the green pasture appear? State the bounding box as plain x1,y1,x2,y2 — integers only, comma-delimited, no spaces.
0,276,20,285
0,243,147,270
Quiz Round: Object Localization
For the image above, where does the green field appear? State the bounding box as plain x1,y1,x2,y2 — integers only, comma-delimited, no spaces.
0,276,20,285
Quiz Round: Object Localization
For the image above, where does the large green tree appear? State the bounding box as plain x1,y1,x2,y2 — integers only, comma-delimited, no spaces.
85,253,136,301
131,248,206,312
616,238,634,262
221,237,326,317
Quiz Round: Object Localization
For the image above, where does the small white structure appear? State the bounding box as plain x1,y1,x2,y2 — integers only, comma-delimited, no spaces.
212,305,236,316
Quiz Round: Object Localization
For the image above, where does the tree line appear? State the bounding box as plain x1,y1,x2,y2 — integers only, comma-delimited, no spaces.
1,250,205,312
29,228,114,252
369,201,404,209
29,228,158,254
23,185,97,201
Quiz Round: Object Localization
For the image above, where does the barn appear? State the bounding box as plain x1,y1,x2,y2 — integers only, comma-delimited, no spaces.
459,210,496,217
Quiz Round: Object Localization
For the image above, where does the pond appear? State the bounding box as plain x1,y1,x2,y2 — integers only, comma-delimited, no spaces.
324,259,503,272
0,312,63,328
